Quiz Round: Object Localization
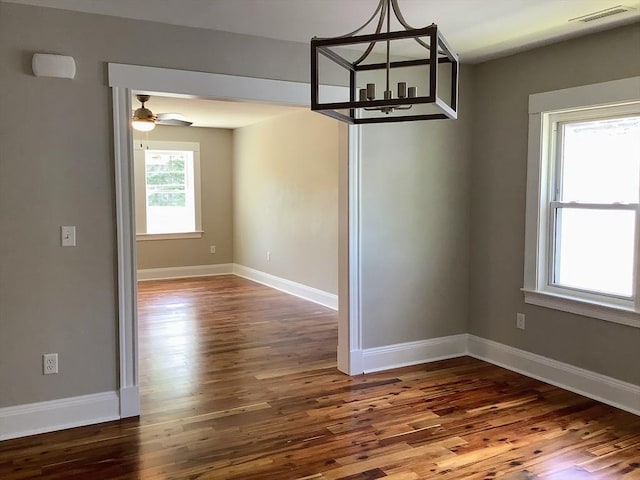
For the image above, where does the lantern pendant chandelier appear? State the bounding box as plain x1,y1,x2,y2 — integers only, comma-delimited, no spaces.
311,0,458,124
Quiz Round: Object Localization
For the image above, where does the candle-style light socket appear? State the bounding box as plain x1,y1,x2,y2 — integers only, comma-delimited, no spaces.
359,88,367,102
384,90,392,100
408,86,417,98
366,83,376,100
397,82,407,98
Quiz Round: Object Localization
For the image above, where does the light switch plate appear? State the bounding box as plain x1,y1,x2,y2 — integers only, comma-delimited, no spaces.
61,226,76,247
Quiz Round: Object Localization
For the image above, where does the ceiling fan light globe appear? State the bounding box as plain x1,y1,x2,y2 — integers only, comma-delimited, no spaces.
132,105,157,131
132,119,156,132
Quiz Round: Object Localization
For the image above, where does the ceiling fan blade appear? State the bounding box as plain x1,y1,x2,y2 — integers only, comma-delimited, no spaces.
155,113,193,127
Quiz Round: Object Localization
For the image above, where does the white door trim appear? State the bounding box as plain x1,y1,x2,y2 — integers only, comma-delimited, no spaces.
111,86,139,417
346,124,364,374
108,63,359,417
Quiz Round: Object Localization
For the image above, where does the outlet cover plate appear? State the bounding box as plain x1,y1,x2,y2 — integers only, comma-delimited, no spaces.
43,353,58,374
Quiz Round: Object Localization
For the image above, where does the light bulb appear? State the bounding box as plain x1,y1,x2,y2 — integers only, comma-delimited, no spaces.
132,119,155,132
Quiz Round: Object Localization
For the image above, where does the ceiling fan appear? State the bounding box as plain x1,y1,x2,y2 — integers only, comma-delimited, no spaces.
131,94,193,131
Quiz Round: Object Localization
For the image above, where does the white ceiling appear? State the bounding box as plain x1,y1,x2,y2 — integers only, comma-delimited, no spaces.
136,95,304,129
4,0,640,63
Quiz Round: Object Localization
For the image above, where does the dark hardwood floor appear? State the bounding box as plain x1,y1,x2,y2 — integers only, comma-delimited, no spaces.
1,275,639,479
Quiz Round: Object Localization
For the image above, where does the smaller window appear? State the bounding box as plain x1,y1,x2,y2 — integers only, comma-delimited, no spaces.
145,149,195,234
134,141,202,240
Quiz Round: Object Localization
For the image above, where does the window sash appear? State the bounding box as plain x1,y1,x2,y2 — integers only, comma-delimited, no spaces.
546,108,640,305
547,203,639,304
549,202,639,211
554,115,640,204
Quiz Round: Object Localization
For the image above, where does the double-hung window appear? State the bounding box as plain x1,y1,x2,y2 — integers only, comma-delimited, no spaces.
524,77,640,327
134,140,203,240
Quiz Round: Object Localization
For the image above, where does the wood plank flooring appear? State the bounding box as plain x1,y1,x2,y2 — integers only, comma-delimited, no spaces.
1,275,639,479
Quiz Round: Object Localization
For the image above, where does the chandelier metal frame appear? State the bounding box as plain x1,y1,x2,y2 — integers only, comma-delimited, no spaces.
311,0,458,124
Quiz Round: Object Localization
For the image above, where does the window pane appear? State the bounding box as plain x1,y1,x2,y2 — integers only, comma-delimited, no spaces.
147,192,186,207
146,172,186,187
554,208,635,297
144,150,195,234
560,116,640,203
146,206,195,233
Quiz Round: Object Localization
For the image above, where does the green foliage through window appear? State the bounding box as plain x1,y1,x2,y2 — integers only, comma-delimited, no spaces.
148,192,186,207
145,151,190,208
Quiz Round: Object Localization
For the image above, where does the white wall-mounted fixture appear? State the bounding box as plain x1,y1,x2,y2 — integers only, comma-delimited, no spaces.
32,54,76,79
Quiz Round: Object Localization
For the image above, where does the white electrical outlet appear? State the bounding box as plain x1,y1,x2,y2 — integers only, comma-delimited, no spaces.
210,245,216,254
516,313,526,330
266,251,271,262
43,353,58,375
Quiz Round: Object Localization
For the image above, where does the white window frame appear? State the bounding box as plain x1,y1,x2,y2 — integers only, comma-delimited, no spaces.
523,76,640,329
134,140,203,240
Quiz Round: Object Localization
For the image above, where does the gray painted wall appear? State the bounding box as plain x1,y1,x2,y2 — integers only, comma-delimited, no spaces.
0,2,313,408
233,110,341,294
469,23,640,384
133,126,234,269
360,69,474,349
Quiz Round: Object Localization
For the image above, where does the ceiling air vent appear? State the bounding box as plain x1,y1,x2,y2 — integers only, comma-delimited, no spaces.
569,5,635,23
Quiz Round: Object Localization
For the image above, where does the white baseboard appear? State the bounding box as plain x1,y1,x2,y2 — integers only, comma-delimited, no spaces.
3,338,637,442
0,391,120,441
136,264,338,311
356,333,639,415
362,334,468,373
467,335,640,416
337,348,364,376
137,263,233,281
119,386,140,418
233,264,338,310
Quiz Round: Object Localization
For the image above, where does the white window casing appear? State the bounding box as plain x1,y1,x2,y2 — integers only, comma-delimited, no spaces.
133,140,203,240
523,77,640,328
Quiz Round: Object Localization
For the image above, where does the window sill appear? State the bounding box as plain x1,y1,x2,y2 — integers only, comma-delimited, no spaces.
136,231,204,241
522,288,640,329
